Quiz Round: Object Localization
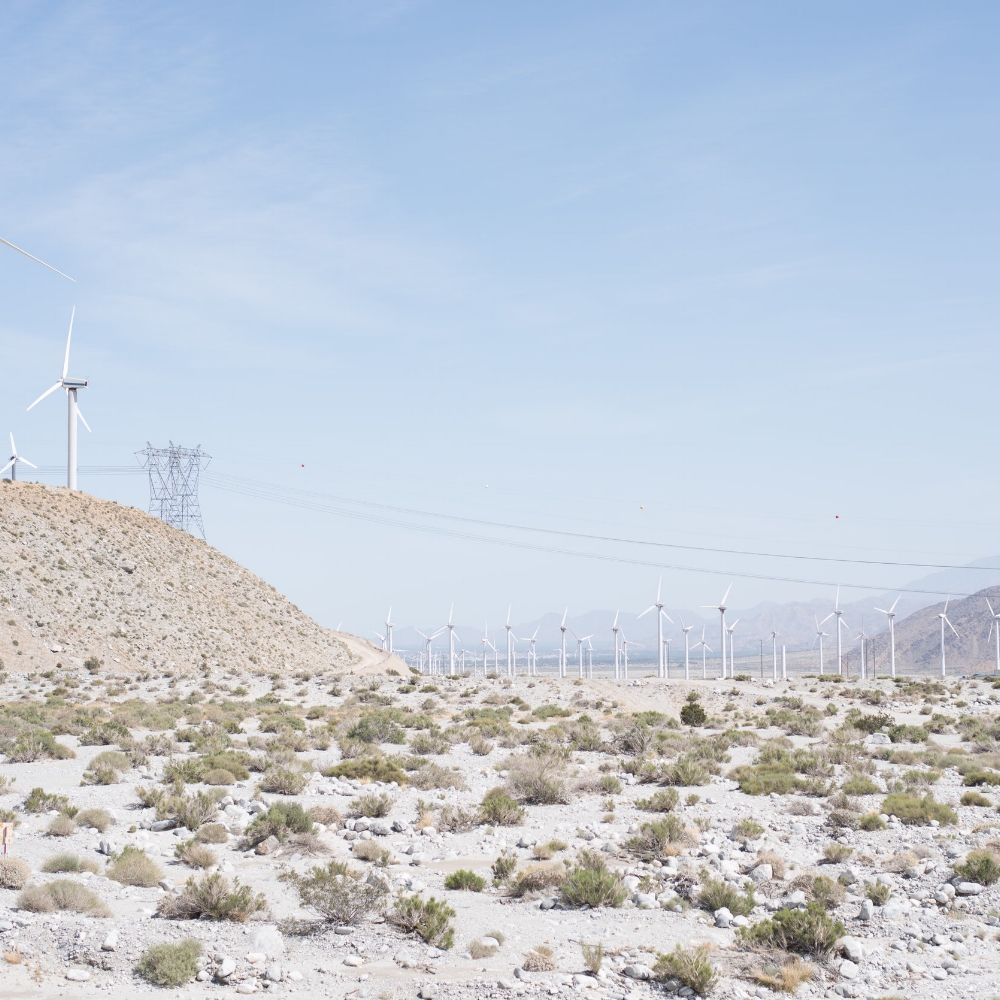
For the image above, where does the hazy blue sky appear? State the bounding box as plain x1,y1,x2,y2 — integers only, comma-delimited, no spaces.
3,3,1000,641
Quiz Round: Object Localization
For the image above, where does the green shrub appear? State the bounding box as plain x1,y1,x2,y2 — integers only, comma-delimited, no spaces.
599,775,623,795
865,881,891,906
347,711,406,744
203,768,236,786
961,791,991,807
42,853,99,874
881,793,956,825
349,793,393,818
560,852,626,908
653,945,717,997
242,801,314,847
698,874,755,916
279,860,388,923
173,792,220,831
635,788,679,812
733,818,765,840
23,787,69,814
259,765,308,795
822,842,854,863
323,757,408,784
108,846,164,887
627,816,689,859
841,775,880,796
75,808,112,833
479,788,524,826
444,869,487,892
389,894,456,948
491,850,518,885
156,873,268,922
962,769,1000,786
680,701,707,727
954,849,1000,886
736,901,843,956
18,880,111,917
47,814,77,837
858,813,887,831
810,875,846,910
136,939,203,988
197,823,229,843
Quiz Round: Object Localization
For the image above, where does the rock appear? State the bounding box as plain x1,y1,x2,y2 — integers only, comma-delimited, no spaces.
858,899,874,921
334,926,353,935
354,818,370,832
930,967,948,981
481,936,500,949
249,925,285,958
517,834,537,848
839,937,864,963
217,958,237,979
65,970,91,982
839,960,859,980
714,907,733,928
343,956,364,967
791,823,807,835
636,892,658,909
391,819,408,832
256,835,280,855
236,984,257,995
98,838,118,855
247,953,267,965
956,882,984,896
196,970,212,981
623,965,653,980
785,890,807,907
498,978,516,990
750,864,773,883
266,964,283,982
419,987,437,999
101,929,118,952
864,733,892,746
287,971,302,981
514,967,530,981
150,820,176,832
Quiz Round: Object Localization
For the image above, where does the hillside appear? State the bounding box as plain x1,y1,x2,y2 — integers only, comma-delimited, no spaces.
0,479,391,680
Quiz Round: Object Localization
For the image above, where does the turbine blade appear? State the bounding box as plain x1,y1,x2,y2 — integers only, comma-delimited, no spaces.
27,382,62,410
62,306,75,379
660,610,674,623
0,459,14,476
889,595,901,613
987,597,996,617
612,610,619,627
75,407,91,433
0,236,75,281
947,618,959,638
874,607,888,615
637,606,655,618
561,608,568,626
721,583,732,605
8,432,14,454
819,613,834,625
18,457,37,469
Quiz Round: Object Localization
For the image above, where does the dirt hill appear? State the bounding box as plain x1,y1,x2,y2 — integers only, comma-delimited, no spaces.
0,479,392,679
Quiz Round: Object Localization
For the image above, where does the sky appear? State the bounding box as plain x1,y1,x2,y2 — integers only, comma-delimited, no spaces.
3,2,1000,647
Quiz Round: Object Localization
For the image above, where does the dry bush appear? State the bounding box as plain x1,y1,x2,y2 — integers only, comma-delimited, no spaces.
197,823,229,844
259,766,308,795
279,860,388,923
522,945,557,971
752,956,814,993
0,857,30,889
107,846,164,887
469,939,498,959
754,850,786,880
75,808,112,833
785,800,818,816
504,746,570,804
408,762,466,791
349,793,393,818
438,805,477,833
654,945,717,997
469,734,494,756
507,864,566,898
157,873,268,922
880,851,918,874
203,768,235,786
352,840,391,866
175,840,218,869
308,805,342,827
18,880,110,917
822,843,854,864
288,832,330,857
46,815,76,837
42,854,99,874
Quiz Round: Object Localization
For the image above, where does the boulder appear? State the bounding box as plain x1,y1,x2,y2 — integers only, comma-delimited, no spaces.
249,925,285,958
217,958,237,979
256,835,280,855
750,864,773,883
714,907,733,928
858,899,874,921
101,930,118,952
65,970,91,982
622,965,653,980
839,937,864,963
839,960,859,980
956,882,984,896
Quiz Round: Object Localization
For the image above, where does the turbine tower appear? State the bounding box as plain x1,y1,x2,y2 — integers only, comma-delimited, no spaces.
416,626,445,676
556,609,569,678
692,628,712,679
620,632,641,679
813,617,829,674
874,595,901,678
937,597,958,677
726,619,740,677
27,308,90,491
820,587,849,675
638,577,673,678
611,611,621,679
504,606,514,677
384,607,395,654
1,434,37,481
445,605,460,676
768,617,781,680
702,584,732,681
679,615,694,680
570,631,594,678
986,598,1000,676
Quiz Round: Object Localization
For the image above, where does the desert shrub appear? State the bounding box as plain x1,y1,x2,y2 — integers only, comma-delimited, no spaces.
18,880,110,917
491,850,518,884
259,766,308,795
533,839,568,860
827,809,860,830
157,873,267,922
347,711,406,744
756,850,787,879
242,801,313,847
560,852,626,908
736,901,844,956
352,840,391,865
961,768,1000,786
408,762,467,790
0,857,30,888
469,734,494,756
469,939,498,959
171,792,220,832
75,808,112,833
108,846,164,887
823,843,854,864
680,695,707,727
881,793,956,825
698,873,755,916
751,957,813,994
522,945,557,971
197,823,229,843
479,787,524,826
858,813,887,831
176,840,218,869
78,719,130,745
865,881,891,905
659,755,710,787
308,805,343,827
954,849,1000,886
599,774,623,795
502,746,570,805
280,860,388,923
508,865,566,897
323,757,408,784
349,793,393,818
733,818,765,840
409,732,451,755
636,788,679,813
627,816,690,859
438,805,477,833
389,894,455,948
5,728,75,762
47,815,76,837
23,787,69,814
841,775,879,796
444,869,486,892
961,791,991,807
654,945,717,997
581,942,604,975
136,939,203,988
810,875,846,910
42,853,99,874
203,768,235,786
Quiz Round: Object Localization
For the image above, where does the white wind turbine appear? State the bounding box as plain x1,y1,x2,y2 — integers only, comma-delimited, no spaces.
384,607,395,653
638,577,673,678
570,630,594,678
768,617,781,681
854,620,871,681
692,628,712,679
937,597,959,678
679,616,694,680
416,626,446,676
444,605,461,676
611,611,621,679
813,617,830,674
27,308,91,490
620,631,641,679
1,233,74,281
1,434,37,481
819,587,849,675
874,595,901,678
372,630,386,651
702,584,732,681
986,598,1000,676
726,619,740,677
556,609,569,678
480,623,492,676
586,637,595,679
504,606,514,677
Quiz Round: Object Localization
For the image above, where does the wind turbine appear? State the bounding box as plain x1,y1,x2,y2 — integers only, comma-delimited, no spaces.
768,617,781,681
813,617,830,674
638,577,673,678
611,611,621,679
1,434,37,481
726,619,740,678
986,598,1000,676
570,630,594,678
416,626,446,676
702,584,732,681
586,637,594,679
854,620,871,681
480,622,493,676
874,595,901,678
692,628,712,679
679,616,694,680
444,605,461,676
620,632,641,679
937,597,959,678
1,234,74,281
662,638,671,679
820,587,849,676
372,630,386,651
504,606,514,677
26,308,90,491
556,609,569,678
384,607,395,653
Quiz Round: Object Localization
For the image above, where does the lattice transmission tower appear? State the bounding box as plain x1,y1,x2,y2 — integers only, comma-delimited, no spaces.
136,442,211,540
